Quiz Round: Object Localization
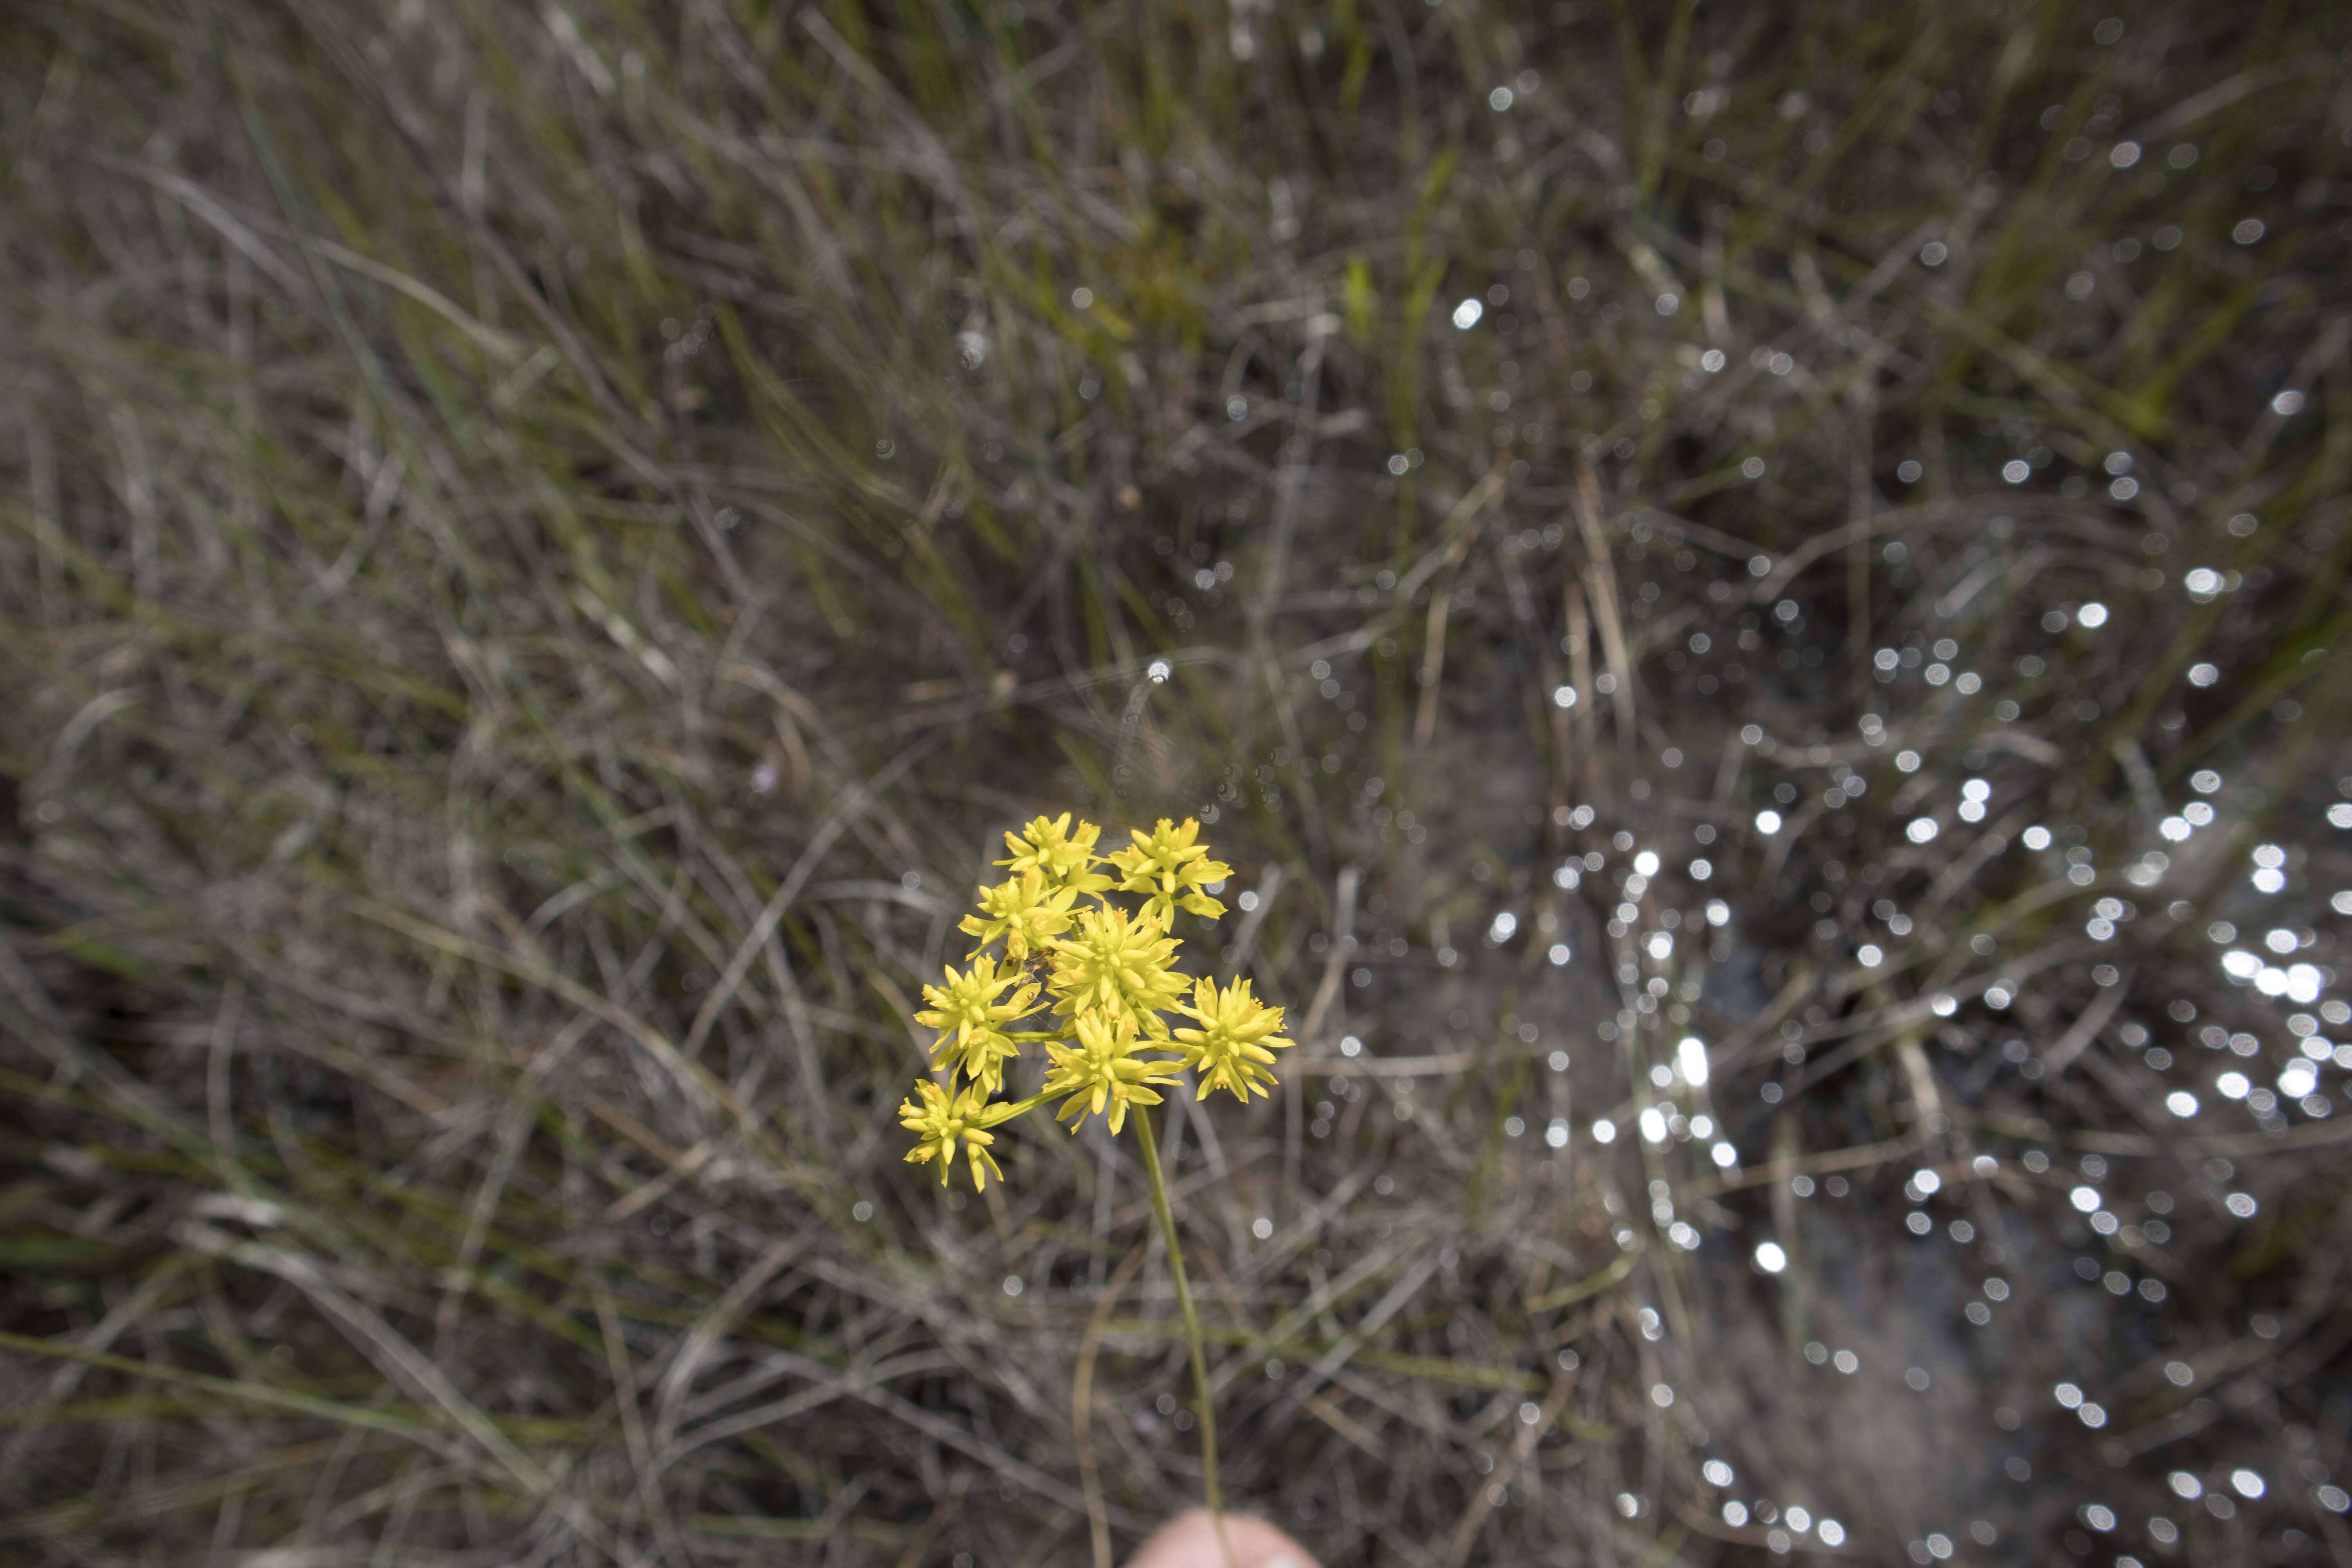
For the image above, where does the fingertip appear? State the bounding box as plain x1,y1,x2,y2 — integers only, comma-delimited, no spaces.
1123,1510,1320,1568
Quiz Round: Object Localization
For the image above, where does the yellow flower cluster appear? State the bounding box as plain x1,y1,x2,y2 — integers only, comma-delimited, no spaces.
898,814,1289,1188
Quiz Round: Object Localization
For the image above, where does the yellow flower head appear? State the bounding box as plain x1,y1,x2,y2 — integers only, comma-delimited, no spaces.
1041,1009,1183,1134
1047,900,1185,1029
899,1079,1007,1189
1171,975,1293,1102
997,812,1112,895
959,869,1080,961
896,815,1285,1192
935,1024,1024,1096
1106,816,1233,922
913,956,1038,1090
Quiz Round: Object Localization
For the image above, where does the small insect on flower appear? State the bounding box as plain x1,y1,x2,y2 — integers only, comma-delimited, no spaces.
1042,1009,1183,1134
899,1080,1010,1189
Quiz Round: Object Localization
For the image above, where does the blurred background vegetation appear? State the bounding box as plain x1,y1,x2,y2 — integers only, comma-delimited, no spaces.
2,2,2350,1564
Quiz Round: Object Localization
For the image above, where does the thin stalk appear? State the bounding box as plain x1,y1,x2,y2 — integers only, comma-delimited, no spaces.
1131,1106,1224,1530
981,1090,1053,1125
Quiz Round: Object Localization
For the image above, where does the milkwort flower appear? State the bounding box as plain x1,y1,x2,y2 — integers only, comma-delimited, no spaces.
899,1080,1009,1189
1041,1009,1183,1134
913,955,1037,1092
1172,975,1294,1102
900,814,1274,1186
1106,816,1233,922
996,812,1112,895
958,869,1079,960
1046,900,1186,1030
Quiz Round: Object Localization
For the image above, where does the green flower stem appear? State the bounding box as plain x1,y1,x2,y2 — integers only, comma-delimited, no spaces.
979,1091,1052,1126
1131,1105,1223,1527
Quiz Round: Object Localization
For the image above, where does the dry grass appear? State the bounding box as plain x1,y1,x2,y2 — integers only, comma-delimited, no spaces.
2,2,2350,1564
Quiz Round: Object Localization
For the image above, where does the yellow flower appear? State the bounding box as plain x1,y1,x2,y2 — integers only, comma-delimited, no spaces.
913,956,1038,1090
1041,1010,1182,1134
899,1080,1007,1189
900,815,1290,1198
1047,900,1185,1030
938,1025,1024,1096
1106,816,1233,922
997,812,1112,895
958,869,1080,961
1171,976,1293,1102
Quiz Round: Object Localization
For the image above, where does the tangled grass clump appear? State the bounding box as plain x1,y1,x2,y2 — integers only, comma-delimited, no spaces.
4,4,2348,1564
